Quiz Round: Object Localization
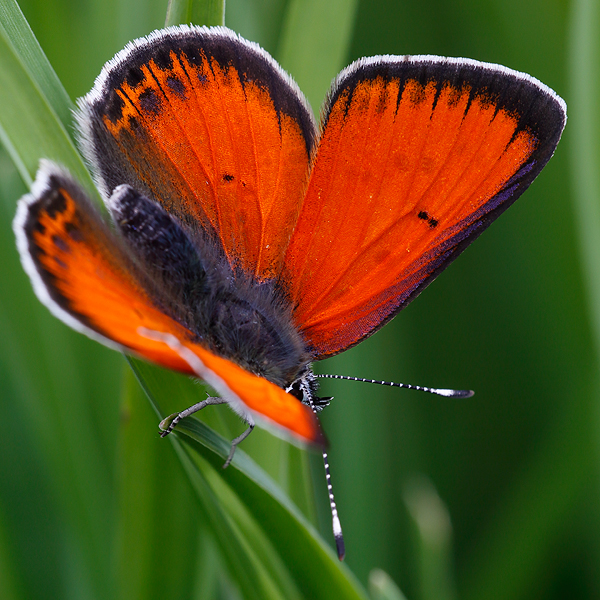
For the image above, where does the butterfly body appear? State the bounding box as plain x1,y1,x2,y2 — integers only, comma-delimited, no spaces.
109,184,310,389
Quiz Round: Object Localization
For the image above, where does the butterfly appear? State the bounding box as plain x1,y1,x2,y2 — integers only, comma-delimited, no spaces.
14,25,566,560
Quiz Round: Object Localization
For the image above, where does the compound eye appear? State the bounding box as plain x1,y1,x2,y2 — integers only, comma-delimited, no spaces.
287,380,304,401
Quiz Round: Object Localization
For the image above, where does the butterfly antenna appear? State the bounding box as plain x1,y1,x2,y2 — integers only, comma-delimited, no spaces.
305,392,345,561
315,374,474,398
322,448,345,560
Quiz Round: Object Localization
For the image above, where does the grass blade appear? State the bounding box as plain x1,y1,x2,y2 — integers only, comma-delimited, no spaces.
127,357,369,600
165,0,225,27
277,0,359,110
0,0,73,126
369,569,408,600
403,477,456,600
569,0,600,347
0,0,96,192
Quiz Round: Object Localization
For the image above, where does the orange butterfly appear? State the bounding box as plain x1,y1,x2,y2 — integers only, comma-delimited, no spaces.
14,25,566,560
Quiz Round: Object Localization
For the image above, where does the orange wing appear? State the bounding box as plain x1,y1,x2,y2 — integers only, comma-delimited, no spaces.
283,56,566,359
77,25,316,280
14,162,323,446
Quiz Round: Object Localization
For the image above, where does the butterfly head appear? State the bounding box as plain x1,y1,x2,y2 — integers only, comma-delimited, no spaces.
286,367,332,413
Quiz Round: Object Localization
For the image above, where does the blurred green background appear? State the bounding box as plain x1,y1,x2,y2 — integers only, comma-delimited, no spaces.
0,0,597,598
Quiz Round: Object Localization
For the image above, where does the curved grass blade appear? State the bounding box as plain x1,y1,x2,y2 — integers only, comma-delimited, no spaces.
126,357,368,600
369,569,408,600
114,368,205,600
0,0,97,195
277,0,359,110
176,424,369,600
569,0,600,348
403,477,456,600
0,0,73,128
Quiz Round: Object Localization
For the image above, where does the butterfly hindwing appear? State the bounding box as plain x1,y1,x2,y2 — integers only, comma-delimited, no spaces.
14,162,323,446
283,56,567,359
77,25,317,280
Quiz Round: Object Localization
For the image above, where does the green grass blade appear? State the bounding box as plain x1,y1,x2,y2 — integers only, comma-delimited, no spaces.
0,510,24,600
0,0,73,127
192,527,224,599
177,426,369,600
165,0,225,27
568,0,600,591
569,0,600,346
403,477,456,600
127,357,368,600
462,388,594,600
277,0,359,110
0,0,96,193
369,569,408,600
184,444,304,600
173,441,298,600
282,444,319,526
113,369,202,600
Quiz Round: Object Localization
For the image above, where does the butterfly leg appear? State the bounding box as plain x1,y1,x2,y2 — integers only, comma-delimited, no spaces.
223,421,255,468
159,396,256,468
159,396,228,437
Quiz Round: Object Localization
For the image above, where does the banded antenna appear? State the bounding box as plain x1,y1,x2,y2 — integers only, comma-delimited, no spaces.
313,373,474,560
305,393,345,561
316,374,474,398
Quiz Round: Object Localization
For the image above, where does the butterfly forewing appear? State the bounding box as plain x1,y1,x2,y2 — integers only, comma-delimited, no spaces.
78,25,317,280
284,56,566,359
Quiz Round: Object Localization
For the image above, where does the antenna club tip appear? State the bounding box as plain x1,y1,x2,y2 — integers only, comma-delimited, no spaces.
332,515,345,560
335,536,346,561
434,388,475,398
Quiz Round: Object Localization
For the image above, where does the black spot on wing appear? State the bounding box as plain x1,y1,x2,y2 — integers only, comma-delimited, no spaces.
33,221,46,234
65,222,83,242
45,189,67,219
103,90,126,122
124,65,145,87
418,211,438,228
152,45,175,70
166,76,186,98
52,235,70,252
139,88,161,114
